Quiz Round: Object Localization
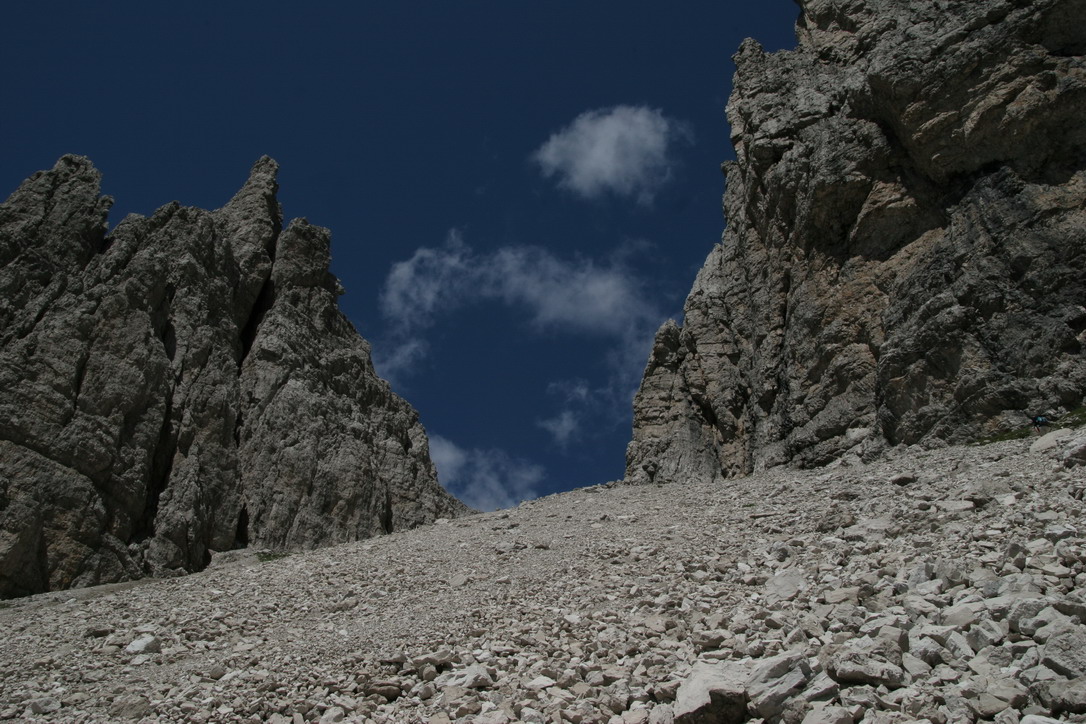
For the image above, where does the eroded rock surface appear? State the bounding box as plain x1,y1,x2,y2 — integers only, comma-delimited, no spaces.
627,0,1086,485
0,156,468,598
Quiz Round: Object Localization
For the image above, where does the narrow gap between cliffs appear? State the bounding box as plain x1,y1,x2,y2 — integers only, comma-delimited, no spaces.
132,395,175,544
234,505,249,549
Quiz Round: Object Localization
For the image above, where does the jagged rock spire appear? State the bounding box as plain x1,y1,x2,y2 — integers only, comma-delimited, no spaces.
0,157,468,598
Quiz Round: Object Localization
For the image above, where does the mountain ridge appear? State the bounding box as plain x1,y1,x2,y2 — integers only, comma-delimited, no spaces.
0,155,468,599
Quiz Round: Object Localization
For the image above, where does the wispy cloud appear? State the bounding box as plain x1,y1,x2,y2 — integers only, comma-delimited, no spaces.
532,105,691,204
379,231,473,333
429,434,544,512
374,230,665,386
371,338,429,389
537,410,580,447
547,379,592,404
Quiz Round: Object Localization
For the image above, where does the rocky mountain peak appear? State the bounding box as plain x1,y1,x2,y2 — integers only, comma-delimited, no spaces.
0,156,468,598
0,155,113,342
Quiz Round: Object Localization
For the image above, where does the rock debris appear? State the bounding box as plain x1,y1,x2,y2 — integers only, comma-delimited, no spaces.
2,431,1086,722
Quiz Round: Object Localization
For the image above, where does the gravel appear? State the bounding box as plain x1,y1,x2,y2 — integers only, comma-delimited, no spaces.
2,431,1086,723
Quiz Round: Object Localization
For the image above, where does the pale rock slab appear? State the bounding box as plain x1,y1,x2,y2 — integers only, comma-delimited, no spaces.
673,661,749,724
1031,428,1074,453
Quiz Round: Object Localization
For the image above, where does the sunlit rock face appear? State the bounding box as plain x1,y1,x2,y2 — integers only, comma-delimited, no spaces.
627,0,1086,485
0,155,469,598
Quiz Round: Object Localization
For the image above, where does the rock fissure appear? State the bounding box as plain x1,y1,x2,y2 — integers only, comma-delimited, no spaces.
238,276,275,365
134,394,176,547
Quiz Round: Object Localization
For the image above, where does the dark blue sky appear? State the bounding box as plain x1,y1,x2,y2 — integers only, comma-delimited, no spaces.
2,2,799,510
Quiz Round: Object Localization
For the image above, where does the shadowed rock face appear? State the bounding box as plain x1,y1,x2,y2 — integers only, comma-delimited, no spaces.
0,156,469,598
627,0,1086,485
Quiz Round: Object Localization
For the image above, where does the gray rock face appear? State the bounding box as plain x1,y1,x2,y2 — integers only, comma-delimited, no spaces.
627,0,1086,485
0,155,468,598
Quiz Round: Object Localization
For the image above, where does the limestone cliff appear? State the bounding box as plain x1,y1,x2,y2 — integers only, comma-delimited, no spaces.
627,0,1086,485
0,156,469,598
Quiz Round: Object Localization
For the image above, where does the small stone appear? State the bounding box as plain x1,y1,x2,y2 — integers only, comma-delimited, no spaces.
27,698,61,715
443,664,494,689
124,634,161,654
823,588,860,605
1037,676,1086,715
673,661,748,724
935,500,974,513
801,703,853,724
526,675,557,690
746,651,812,719
1042,626,1086,677
319,707,345,724
941,603,982,629
766,572,805,602
109,695,151,720
363,680,402,700
1045,524,1078,542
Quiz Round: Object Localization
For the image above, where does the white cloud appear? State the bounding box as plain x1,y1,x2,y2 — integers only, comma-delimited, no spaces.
429,434,543,512
379,230,473,332
533,105,691,204
537,410,579,447
547,379,591,404
487,246,653,336
375,232,665,384
371,337,429,388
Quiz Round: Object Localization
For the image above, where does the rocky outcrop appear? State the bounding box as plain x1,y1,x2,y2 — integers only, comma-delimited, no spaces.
0,155,468,598
627,0,1086,485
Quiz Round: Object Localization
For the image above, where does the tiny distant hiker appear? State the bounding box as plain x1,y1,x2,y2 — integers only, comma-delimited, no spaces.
1032,415,1050,433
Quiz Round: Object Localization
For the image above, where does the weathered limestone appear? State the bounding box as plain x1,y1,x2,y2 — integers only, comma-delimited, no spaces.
0,156,468,598
627,0,1086,485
